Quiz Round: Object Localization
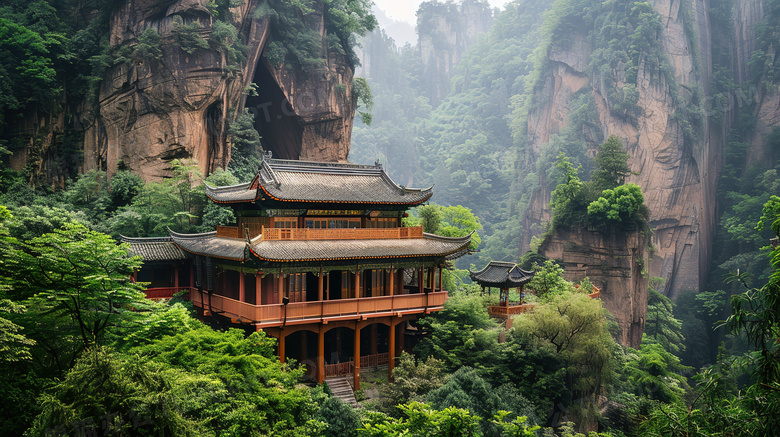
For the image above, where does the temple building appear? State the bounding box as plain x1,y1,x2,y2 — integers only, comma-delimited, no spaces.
123,154,472,388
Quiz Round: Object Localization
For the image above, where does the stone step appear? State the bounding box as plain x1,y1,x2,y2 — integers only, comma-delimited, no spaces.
324,376,359,407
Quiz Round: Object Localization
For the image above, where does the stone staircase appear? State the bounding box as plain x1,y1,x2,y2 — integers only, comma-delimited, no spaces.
325,376,359,407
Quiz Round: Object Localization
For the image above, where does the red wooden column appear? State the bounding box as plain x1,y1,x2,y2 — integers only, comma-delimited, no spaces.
388,268,395,296
439,267,444,292
239,271,246,302
354,269,361,298
353,323,362,390
388,320,396,381
255,273,263,305
418,266,424,293
278,329,286,364
174,266,179,289
431,268,436,293
278,272,284,303
189,266,194,289
317,326,325,384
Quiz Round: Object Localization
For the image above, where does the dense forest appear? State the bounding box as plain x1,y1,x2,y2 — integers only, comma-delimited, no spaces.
1,0,779,435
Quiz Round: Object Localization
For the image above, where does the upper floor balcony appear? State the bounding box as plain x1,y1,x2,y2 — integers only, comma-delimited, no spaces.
190,290,448,328
215,225,424,241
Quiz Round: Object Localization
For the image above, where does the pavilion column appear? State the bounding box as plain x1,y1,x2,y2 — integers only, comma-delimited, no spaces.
189,266,194,289
317,326,325,384
388,268,395,296
353,323,362,390
255,273,263,305
325,272,330,300
418,266,424,293
132,268,138,283
174,266,179,289
278,329,286,364
318,267,324,301
388,321,396,381
239,271,245,302
431,268,436,293
439,267,444,292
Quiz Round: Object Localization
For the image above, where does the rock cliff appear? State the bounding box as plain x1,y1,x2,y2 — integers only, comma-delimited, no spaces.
539,227,649,348
75,0,358,181
417,0,493,106
521,0,737,298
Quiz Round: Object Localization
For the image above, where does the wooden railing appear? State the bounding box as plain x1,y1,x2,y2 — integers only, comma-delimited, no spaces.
261,226,424,241
216,225,241,239
144,287,193,300
487,303,536,318
191,291,448,327
324,353,390,377
325,362,353,377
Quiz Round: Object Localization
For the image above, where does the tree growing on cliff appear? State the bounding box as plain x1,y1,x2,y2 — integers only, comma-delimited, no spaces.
586,183,649,230
590,135,632,191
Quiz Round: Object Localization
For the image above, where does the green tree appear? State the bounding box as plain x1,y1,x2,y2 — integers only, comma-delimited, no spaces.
9,223,148,350
586,183,648,230
109,169,144,208
590,135,631,191
622,338,691,404
171,16,209,54
316,395,361,437
415,293,500,372
227,108,263,181
549,152,586,227
644,287,685,354
28,347,199,436
417,204,441,233
527,260,571,297
380,352,445,416
359,402,481,437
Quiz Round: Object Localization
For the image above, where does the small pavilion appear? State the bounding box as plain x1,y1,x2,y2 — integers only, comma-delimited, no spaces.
469,261,536,319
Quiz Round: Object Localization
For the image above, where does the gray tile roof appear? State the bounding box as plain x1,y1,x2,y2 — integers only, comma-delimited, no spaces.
205,156,432,205
469,261,535,288
120,236,188,261
203,181,257,203
168,230,248,261
248,233,472,262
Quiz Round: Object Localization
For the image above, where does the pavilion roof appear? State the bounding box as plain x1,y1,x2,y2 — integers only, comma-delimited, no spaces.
469,261,535,288
168,230,249,261
120,236,188,261
125,229,472,265
247,233,472,263
205,155,432,206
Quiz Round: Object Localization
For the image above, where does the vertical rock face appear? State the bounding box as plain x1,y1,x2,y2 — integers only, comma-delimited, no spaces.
417,0,493,106
539,227,649,349
521,0,721,298
81,0,356,181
